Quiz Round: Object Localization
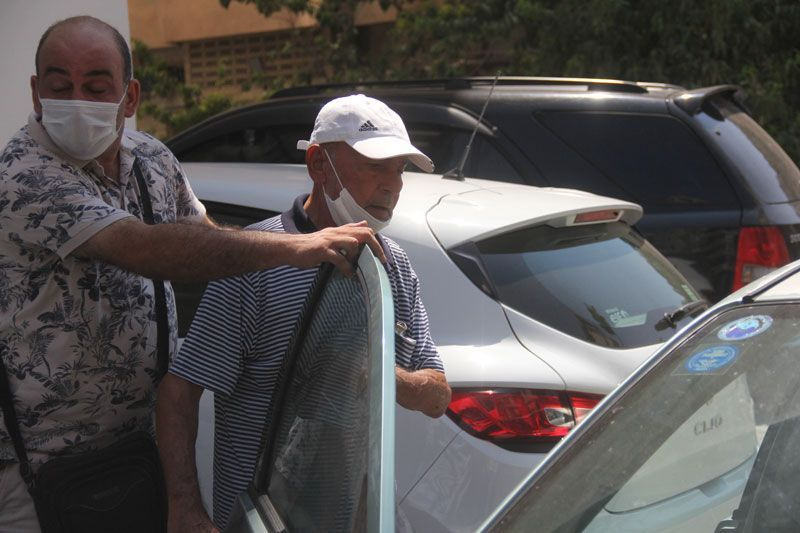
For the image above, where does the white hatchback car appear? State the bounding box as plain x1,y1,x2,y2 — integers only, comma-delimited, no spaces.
174,163,705,531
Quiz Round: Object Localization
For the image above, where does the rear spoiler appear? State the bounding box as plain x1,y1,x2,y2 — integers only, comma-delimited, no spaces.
673,85,749,115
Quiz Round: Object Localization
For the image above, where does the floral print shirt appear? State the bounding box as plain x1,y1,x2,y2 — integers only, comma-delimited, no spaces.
0,114,205,463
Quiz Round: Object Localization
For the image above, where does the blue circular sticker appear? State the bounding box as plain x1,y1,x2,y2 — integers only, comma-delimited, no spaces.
717,315,773,341
685,345,739,374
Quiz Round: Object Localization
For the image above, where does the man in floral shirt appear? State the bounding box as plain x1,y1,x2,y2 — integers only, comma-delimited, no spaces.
0,16,382,530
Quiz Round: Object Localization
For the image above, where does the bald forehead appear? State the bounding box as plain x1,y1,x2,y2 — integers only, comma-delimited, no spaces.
37,19,126,82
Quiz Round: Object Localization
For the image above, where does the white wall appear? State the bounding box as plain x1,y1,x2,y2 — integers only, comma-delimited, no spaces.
0,0,132,145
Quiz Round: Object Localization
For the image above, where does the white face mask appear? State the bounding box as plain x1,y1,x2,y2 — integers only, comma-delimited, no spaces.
39,91,126,161
323,149,391,232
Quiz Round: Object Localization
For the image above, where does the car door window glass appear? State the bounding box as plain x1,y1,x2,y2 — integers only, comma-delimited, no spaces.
247,248,395,532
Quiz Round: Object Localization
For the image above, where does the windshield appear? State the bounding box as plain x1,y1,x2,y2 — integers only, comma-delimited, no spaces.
475,221,702,348
695,96,800,204
489,300,800,532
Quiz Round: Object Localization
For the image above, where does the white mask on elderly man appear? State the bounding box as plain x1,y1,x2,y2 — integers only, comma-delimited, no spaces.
39,91,126,161
323,149,391,232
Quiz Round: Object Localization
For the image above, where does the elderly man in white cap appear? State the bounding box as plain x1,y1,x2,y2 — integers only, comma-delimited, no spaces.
156,94,451,533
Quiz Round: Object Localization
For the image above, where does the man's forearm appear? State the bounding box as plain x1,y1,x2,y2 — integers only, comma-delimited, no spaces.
395,367,452,418
76,218,382,282
98,220,307,281
156,374,207,514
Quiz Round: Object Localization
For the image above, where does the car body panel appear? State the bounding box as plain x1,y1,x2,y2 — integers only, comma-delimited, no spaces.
436,340,565,389
394,406,460,500
503,308,661,394
399,430,545,533
183,162,311,210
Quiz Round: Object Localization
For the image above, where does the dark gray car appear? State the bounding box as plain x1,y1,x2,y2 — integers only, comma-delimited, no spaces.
168,77,800,303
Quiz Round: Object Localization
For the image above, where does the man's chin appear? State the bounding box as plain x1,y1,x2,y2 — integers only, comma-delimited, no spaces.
367,207,392,221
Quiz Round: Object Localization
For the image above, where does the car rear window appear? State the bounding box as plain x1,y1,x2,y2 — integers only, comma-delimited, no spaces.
473,221,701,348
695,96,800,204
535,112,738,209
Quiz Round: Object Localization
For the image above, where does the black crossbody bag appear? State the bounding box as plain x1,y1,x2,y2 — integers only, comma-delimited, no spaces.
0,159,168,532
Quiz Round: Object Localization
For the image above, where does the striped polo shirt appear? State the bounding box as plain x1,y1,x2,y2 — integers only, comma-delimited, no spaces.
169,195,443,528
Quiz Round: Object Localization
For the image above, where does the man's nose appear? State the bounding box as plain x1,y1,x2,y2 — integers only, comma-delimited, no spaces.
380,169,404,193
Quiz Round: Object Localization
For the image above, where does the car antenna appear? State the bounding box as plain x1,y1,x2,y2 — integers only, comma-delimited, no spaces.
444,73,500,181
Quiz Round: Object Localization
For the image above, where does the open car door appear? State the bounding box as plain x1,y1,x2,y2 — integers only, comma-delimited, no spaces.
226,247,396,533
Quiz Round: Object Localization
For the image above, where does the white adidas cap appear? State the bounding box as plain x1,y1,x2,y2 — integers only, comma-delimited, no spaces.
297,94,434,173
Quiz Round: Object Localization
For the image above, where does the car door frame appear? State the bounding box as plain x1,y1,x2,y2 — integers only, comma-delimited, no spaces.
226,246,396,532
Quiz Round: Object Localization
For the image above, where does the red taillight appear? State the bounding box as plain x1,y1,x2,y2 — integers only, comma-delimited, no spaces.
732,227,790,291
446,389,603,446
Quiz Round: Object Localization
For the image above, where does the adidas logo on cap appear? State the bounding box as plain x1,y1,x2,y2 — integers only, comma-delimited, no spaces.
358,120,378,132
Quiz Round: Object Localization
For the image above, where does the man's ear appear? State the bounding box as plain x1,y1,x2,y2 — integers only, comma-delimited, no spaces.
123,79,141,118
31,75,42,116
306,144,327,184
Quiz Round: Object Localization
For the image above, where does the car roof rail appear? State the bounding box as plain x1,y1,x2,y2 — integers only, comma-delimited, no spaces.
741,261,800,304
270,76,660,98
673,84,746,115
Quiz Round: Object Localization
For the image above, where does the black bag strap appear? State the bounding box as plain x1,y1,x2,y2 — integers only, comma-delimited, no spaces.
132,158,170,383
0,349,35,487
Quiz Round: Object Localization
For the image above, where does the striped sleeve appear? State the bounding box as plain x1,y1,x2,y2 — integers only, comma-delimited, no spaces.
169,274,257,395
406,271,443,372
384,239,444,373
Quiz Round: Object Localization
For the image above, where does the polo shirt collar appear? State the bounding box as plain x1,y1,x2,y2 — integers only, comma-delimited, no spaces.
281,194,318,235
281,194,395,266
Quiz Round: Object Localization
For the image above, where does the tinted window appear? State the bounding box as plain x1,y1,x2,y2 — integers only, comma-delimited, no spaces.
493,301,800,532
247,248,395,532
696,97,800,203
177,124,311,164
474,222,701,348
178,118,524,182
536,112,737,209
407,124,523,182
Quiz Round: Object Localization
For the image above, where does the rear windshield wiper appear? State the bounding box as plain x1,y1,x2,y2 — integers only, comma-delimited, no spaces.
655,300,709,330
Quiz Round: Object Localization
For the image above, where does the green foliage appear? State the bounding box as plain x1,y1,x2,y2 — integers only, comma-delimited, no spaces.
214,0,800,162
163,93,234,133
385,0,800,162
133,40,234,137
132,40,179,98
219,0,405,82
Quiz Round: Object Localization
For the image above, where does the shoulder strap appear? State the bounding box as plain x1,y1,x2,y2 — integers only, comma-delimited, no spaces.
132,158,170,383
0,346,35,487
